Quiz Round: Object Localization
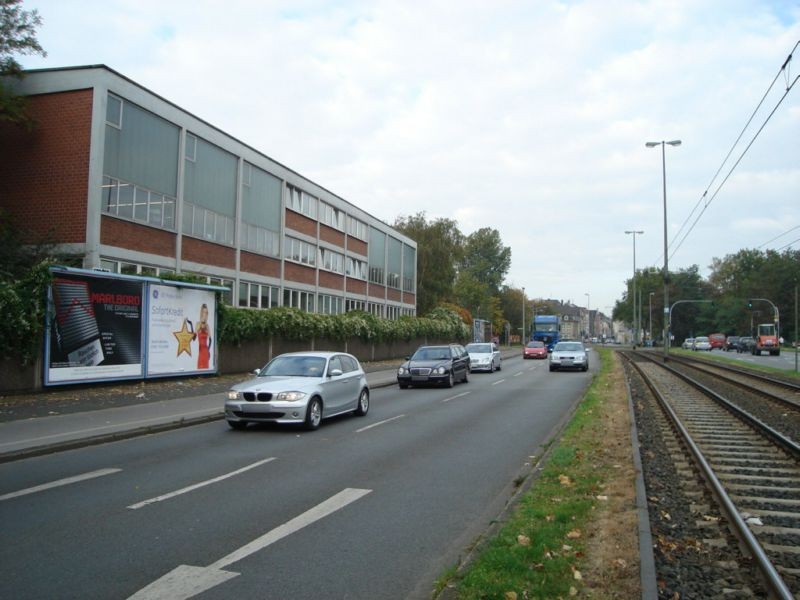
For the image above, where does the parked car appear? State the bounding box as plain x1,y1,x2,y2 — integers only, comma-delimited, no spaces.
523,340,548,359
397,344,470,388
466,342,501,372
549,341,589,372
692,336,712,351
724,336,740,351
736,336,756,353
225,352,369,431
708,333,726,350
682,338,695,350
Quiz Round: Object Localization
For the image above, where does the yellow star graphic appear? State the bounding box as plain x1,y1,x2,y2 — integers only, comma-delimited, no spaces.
173,319,194,357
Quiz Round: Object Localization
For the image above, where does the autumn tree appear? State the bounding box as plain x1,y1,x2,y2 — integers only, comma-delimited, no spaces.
1,0,46,128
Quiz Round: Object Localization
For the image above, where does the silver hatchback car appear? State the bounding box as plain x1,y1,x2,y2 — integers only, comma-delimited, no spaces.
225,352,369,430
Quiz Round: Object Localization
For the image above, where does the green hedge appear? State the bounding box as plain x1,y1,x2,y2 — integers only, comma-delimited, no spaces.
218,304,470,346
0,260,54,363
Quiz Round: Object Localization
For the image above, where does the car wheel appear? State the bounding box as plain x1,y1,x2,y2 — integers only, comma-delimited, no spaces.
462,368,469,384
497,361,502,371
446,371,454,388
354,388,369,416
227,420,247,430
304,397,323,430
549,365,556,372
399,383,408,389
583,364,588,372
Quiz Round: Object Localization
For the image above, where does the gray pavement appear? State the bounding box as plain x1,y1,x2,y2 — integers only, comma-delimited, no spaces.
0,347,522,462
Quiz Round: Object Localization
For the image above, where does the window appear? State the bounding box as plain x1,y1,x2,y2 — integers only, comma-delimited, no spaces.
237,281,279,309
319,248,344,274
285,185,316,219
318,294,344,315
369,266,384,285
285,236,316,267
183,201,234,245
347,216,368,241
242,162,252,187
102,176,176,230
346,299,366,313
387,273,400,289
243,223,280,257
346,257,367,280
106,94,122,128
185,133,197,161
319,201,344,230
283,288,316,312
367,302,383,317
386,305,400,320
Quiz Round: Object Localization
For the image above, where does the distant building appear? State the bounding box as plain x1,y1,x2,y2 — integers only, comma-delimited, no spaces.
1,65,417,318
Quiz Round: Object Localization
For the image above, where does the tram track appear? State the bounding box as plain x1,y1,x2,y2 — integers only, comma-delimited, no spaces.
622,350,800,598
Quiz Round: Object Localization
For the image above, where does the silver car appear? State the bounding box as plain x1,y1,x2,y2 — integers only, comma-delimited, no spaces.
225,352,369,430
549,341,589,372
466,342,501,372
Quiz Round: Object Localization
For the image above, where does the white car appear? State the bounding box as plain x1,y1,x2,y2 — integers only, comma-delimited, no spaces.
692,336,712,351
225,352,369,430
465,342,501,372
549,341,589,372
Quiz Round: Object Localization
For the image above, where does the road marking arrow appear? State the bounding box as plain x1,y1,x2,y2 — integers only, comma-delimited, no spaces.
127,487,372,599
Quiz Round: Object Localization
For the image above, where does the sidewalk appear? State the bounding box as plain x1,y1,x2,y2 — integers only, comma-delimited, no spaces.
0,347,521,462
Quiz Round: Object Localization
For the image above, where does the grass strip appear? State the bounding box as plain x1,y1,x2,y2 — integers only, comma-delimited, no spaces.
451,347,618,599
672,348,800,380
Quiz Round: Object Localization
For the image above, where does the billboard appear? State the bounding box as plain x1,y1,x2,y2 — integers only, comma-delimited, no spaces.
45,274,144,384
146,284,217,376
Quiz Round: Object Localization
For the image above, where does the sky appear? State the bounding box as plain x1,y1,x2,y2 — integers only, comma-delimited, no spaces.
18,0,800,315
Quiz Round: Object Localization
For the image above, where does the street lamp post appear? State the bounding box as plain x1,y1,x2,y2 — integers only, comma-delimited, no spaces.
649,291,654,345
646,139,681,358
584,292,591,339
522,287,526,345
624,230,643,346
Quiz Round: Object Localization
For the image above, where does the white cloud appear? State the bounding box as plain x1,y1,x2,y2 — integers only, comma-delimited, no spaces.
22,0,800,311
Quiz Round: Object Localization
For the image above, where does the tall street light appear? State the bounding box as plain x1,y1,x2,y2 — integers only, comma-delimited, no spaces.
646,139,681,358
625,230,643,345
521,287,526,344
584,292,591,339
649,291,655,345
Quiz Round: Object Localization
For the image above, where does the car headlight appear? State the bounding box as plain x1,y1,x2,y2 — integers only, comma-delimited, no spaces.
276,391,306,402
398,367,406,375
227,390,241,400
436,366,446,374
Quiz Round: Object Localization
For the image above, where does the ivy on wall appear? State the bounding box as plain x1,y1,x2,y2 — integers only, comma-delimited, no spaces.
0,260,54,363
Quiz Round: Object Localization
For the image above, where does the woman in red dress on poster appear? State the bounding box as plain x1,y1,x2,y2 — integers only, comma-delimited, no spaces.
194,303,211,369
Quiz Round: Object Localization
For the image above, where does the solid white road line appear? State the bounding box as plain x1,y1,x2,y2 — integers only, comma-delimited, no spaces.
491,379,506,386
127,458,276,510
513,372,523,377
442,392,470,403
356,414,406,433
0,468,122,502
128,488,372,600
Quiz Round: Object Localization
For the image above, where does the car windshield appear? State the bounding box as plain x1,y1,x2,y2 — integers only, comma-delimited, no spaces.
554,342,583,352
466,343,492,354
412,347,451,361
259,355,327,377
527,341,544,348
695,337,709,342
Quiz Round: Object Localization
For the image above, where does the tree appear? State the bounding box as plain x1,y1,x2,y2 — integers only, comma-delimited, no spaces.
393,212,464,315
1,0,46,128
459,227,511,294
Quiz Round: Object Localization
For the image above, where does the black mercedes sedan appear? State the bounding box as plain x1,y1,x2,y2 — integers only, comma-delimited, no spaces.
397,344,470,388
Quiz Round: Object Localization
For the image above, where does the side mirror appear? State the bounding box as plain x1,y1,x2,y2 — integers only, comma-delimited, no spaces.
253,368,261,375
329,368,343,377
405,356,410,360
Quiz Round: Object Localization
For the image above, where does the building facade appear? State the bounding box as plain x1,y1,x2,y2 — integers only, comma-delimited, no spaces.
1,65,417,318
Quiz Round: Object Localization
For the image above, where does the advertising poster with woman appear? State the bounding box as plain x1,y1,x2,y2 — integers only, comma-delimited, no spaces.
146,284,217,376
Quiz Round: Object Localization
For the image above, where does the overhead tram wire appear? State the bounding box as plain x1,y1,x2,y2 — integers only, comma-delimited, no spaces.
647,39,799,269
758,225,800,249
668,43,797,259
669,70,799,262
775,237,800,252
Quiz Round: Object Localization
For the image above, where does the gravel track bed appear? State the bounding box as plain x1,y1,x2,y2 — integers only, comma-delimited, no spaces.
626,360,768,598
666,361,800,444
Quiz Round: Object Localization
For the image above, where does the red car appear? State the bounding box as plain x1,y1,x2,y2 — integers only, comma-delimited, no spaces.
708,333,726,350
523,340,548,359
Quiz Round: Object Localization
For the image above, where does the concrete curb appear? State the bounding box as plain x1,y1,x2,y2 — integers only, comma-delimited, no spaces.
624,361,659,599
0,378,399,464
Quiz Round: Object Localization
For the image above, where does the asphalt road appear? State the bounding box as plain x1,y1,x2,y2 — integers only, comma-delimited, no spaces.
0,354,593,600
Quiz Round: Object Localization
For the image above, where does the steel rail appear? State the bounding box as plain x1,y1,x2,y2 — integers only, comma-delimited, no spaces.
621,352,796,599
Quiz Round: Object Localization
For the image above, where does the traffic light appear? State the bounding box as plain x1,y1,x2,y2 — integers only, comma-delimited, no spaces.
747,300,752,309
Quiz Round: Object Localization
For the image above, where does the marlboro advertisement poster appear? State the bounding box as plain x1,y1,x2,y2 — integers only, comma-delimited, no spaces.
46,274,144,384
146,284,216,376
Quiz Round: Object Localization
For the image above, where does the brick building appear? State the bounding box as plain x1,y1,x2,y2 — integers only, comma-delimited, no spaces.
1,65,417,318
